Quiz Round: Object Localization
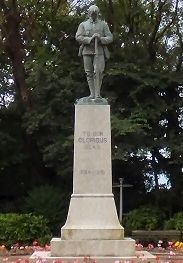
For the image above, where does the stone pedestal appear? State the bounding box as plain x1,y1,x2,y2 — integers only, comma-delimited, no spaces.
30,104,156,262
50,105,135,258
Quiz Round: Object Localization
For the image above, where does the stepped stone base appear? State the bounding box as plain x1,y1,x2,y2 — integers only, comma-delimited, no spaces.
30,250,156,263
51,237,135,257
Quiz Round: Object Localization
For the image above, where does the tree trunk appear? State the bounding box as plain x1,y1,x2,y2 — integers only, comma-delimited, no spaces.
4,5,31,110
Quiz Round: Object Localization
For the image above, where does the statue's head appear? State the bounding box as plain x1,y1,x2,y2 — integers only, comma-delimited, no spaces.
88,5,99,21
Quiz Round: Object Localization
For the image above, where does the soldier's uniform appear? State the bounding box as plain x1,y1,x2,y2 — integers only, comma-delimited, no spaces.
76,18,113,98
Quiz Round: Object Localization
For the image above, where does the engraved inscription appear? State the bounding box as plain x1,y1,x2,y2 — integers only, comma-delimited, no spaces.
80,169,105,175
77,130,107,150
84,144,100,150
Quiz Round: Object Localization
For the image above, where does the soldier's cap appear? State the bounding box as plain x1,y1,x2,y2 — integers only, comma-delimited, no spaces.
88,5,99,14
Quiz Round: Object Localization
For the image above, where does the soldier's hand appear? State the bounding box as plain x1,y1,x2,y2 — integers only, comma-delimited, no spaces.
92,33,101,40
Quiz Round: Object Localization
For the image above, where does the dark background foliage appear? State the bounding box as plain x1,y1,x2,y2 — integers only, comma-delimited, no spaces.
0,0,183,234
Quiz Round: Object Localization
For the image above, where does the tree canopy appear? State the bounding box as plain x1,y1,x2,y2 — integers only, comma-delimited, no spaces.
0,0,183,222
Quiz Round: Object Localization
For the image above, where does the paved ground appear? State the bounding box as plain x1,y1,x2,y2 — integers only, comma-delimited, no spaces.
0,255,29,263
1,252,183,263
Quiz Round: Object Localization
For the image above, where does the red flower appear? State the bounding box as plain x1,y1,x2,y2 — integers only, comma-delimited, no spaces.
14,243,20,248
33,240,39,246
45,244,51,251
147,243,154,250
83,256,90,262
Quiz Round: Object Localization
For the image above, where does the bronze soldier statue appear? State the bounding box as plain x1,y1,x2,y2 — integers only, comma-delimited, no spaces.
76,5,113,100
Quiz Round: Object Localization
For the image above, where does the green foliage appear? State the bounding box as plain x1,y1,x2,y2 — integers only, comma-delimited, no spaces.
123,206,165,233
112,111,150,136
164,213,183,231
24,185,69,234
0,0,183,218
0,213,51,247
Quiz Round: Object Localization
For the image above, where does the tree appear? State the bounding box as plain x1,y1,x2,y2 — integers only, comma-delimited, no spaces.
0,0,81,207
101,0,183,212
0,0,182,218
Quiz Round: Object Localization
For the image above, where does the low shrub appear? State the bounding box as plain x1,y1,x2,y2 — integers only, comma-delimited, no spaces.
123,206,165,234
24,184,68,235
164,212,183,232
0,213,51,247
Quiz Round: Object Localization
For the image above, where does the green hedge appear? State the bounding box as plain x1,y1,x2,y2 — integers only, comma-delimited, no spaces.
123,206,165,234
0,213,51,247
24,184,68,235
164,212,183,231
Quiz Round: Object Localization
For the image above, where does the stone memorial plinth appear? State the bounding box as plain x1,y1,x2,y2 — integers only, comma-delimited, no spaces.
30,104,156,262
51,104,135,258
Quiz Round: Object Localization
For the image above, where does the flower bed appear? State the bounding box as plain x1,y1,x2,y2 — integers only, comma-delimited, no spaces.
1,240,183,263
0,241,50,257
136,240,183,252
